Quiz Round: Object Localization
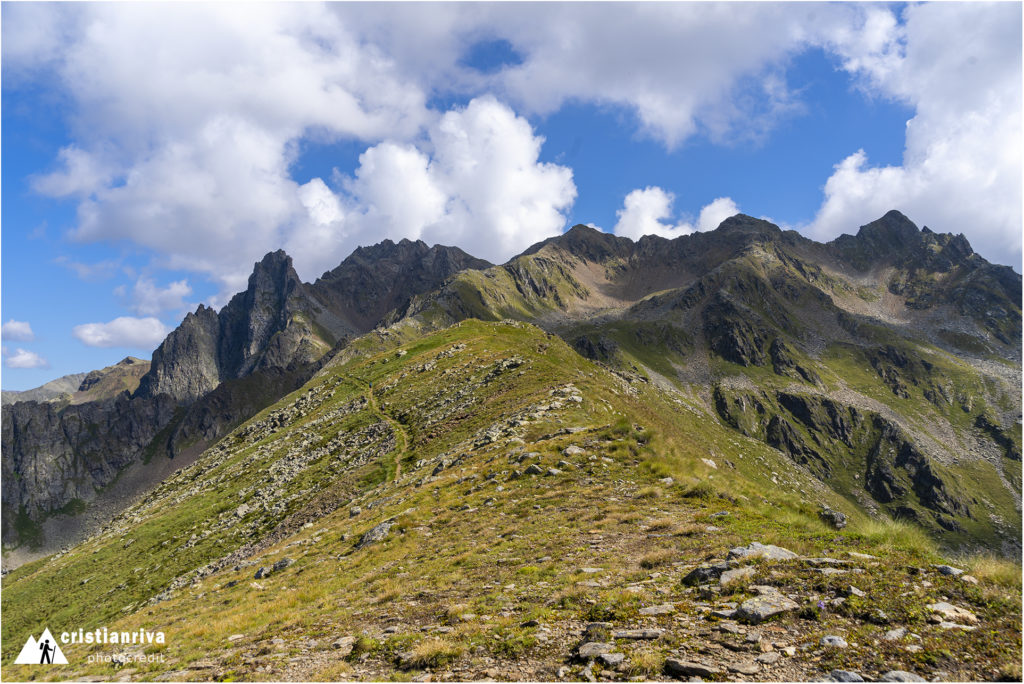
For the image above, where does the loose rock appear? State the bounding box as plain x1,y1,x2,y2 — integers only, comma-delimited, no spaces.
639,603,675,616
577,642,614,660
356,521,394,549
820,635,848,648
727,542,798,561
664,659,721,679
927,601,978,624
735,591,799,624
879,672,926,682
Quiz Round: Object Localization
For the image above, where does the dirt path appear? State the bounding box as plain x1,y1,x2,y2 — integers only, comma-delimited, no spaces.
352,375,409,482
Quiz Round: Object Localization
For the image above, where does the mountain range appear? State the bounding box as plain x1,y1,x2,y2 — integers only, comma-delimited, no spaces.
2,210,1020,681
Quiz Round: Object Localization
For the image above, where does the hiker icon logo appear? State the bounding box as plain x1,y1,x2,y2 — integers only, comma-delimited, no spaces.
14,628,68,665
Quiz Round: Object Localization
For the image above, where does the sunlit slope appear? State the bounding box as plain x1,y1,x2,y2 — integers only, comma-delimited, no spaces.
3,320,1020,682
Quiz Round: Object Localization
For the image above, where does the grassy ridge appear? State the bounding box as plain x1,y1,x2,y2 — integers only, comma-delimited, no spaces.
2,320,1019,681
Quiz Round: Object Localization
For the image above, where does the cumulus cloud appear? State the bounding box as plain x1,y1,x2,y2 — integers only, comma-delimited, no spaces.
2,320,35,342
336,3,856,147
614,188,739,240
118,277,193,316
12,2,433,294
809,3,1022,266
286,96,575,270
73,317,169,349
4,348,49,369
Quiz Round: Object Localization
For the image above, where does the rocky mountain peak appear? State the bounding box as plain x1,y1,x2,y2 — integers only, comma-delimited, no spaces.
525,224,636,263
855,209,921,248
714,213,783,237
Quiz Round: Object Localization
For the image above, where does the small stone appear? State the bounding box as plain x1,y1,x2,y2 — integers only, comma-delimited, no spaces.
847,551,877,560
639,603,675,616
578,642,615,659
727,662,759,675
521,619,540,628
611,629,662,640
745,631,761,644
883,628,907,641
664,659,721,678
933,564,964,576
938,621,976,631
927,602,978,624
781,646,796,657
817,568,848,576
356,521,394,549
820,635,848,648
682,562,733,586
879,671,926,682
720,566,755,587
818,506,848,530
254,566,270,580
701,458,717,469
272,557,294,572
828,670,864,682
756,652,781,665
727,542,798,561
598,653,625,667
349,506,361,517
563,445,586,456
332,636,355,655
960,574,979,585
524,464,544,475
735,593,799,624
581,567,603,574
227,634,245,642
845,586,866,597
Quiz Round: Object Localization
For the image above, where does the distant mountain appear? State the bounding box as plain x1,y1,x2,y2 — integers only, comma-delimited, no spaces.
136,242,491,403
1,373,87,406
2,212,1019,558
2,357,150,407
392,211,1021,550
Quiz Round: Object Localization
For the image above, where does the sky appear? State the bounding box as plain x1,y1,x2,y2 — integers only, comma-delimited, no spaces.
1,1,1021,391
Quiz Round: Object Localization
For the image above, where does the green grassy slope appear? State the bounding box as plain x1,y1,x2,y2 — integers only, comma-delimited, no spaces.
3,320,1019,682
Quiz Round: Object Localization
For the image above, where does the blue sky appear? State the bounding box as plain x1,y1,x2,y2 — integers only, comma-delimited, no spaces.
2,2,1020,391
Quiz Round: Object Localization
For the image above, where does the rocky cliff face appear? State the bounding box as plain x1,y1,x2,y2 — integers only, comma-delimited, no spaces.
3,241,491,551
1,393,177,541
136,251,323,403
137,244,491,404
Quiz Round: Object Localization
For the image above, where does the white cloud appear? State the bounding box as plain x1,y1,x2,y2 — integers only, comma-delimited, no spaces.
4,348,49,369
5,0,1019,307
697,197,742,233
11,2,433,295
2,320,35,342
809,3,1022,266
120,277,192,316
73,317,169,349
613,188,739,240
288,96,576,270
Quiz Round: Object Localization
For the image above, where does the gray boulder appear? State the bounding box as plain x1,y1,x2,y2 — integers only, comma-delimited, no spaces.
356,521,394,549
727,542,798,561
